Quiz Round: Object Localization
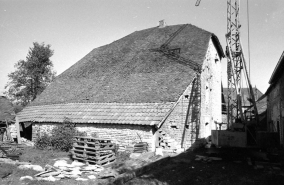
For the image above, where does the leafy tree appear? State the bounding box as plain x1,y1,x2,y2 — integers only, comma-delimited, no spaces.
5,42,56,106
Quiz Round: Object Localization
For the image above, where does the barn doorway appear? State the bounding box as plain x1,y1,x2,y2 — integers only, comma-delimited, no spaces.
20,122,33,141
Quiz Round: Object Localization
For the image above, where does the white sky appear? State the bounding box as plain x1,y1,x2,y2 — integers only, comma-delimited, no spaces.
1,0,284,95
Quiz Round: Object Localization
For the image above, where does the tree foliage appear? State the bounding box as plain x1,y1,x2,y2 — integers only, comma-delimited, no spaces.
5,42,56,106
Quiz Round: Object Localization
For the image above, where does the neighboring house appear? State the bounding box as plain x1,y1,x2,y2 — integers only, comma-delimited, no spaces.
223,87,265,109
266,51,284,146
0,96,17,140
17,23,224,150
223,87,267,127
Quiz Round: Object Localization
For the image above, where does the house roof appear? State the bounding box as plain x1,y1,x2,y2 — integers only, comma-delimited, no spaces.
269,51,284,84
30,23,224,106
223,87,265,107
0,96,15,122
17,102,174,126
223,87,266,115
266,51,284,95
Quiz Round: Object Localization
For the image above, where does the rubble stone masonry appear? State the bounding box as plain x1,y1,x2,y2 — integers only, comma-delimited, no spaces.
159,39,222,149
32,123,155,151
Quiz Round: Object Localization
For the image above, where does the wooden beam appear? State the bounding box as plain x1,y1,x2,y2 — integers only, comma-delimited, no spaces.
15,116,21,144
5,119,12,141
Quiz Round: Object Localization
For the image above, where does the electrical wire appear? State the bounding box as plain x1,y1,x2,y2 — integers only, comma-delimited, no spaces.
247,0,252,118
247,0,251,80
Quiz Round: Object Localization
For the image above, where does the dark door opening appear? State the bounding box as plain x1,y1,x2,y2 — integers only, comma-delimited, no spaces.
20,122,33,141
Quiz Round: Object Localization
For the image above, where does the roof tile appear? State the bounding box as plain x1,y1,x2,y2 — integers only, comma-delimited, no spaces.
17,102,174,126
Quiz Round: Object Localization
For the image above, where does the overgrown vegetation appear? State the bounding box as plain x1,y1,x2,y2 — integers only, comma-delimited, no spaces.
35,118,86,151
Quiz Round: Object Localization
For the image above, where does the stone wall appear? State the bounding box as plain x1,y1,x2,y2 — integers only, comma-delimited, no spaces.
199,39,222,138
32,123,155,151
267,83,280,132
159,79,199,149
267,72,284,145
158,38,222,149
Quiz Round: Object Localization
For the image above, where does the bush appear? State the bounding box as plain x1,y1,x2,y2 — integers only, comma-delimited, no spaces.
34,133,52,150
51,121,78,151
35,118,84,151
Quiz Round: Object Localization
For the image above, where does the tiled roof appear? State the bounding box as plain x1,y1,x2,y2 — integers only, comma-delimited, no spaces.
17,102,174,126
223,88,264,107
269,51,284,84
30,24,224,106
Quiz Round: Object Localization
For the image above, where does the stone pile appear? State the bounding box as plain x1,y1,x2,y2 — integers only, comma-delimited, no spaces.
20,137,34,147
33,160,105,181
157,130,178,150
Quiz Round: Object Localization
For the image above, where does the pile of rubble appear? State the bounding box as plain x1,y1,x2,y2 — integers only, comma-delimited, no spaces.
157,130,178,150
31,160,105,181
20,137,34,147
18,159,114,182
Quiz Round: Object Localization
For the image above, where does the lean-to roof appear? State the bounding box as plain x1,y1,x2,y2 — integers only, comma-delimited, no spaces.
17,102,173,126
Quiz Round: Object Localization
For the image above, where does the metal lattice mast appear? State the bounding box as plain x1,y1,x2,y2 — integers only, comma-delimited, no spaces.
195,0,259,130
226,0,244,128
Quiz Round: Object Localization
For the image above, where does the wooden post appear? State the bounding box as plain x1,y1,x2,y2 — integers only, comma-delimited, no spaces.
5,119,12,141
16,116,21,144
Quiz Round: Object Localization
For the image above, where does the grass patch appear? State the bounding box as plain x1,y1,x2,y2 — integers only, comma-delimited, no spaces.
19,147,71,167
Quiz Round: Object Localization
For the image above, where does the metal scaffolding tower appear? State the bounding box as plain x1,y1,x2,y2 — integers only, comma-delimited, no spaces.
225,0,259,128
226,0,243,128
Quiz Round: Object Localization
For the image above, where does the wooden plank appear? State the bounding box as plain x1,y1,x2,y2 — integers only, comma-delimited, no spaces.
5,120,12,141
73,143,115,150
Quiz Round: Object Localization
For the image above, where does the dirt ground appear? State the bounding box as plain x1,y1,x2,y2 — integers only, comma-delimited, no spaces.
1,146,284,185
108,147,284,185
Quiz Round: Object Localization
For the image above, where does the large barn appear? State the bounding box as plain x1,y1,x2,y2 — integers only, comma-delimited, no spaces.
17,23,224,151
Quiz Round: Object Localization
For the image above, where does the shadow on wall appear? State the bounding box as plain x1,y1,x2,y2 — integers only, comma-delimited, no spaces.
181,76,201,148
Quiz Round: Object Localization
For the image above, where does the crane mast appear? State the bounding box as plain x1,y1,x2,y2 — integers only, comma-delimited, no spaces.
226,0,243,128
226,0,259,129
196,0,259,130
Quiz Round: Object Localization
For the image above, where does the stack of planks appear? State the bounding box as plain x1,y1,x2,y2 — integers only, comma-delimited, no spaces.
157,130,178,150
0,141,25,159
70,136,116,166
133,142,148,153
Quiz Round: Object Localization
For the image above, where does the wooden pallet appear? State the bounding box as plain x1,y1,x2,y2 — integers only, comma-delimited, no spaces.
73,136,112,143
71,136,116,165
74,141,115,150
71,149,113,158
72,154,116,166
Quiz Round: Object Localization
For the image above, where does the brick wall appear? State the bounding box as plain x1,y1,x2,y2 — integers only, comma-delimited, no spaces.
159,38,222,149
32,123,155,151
